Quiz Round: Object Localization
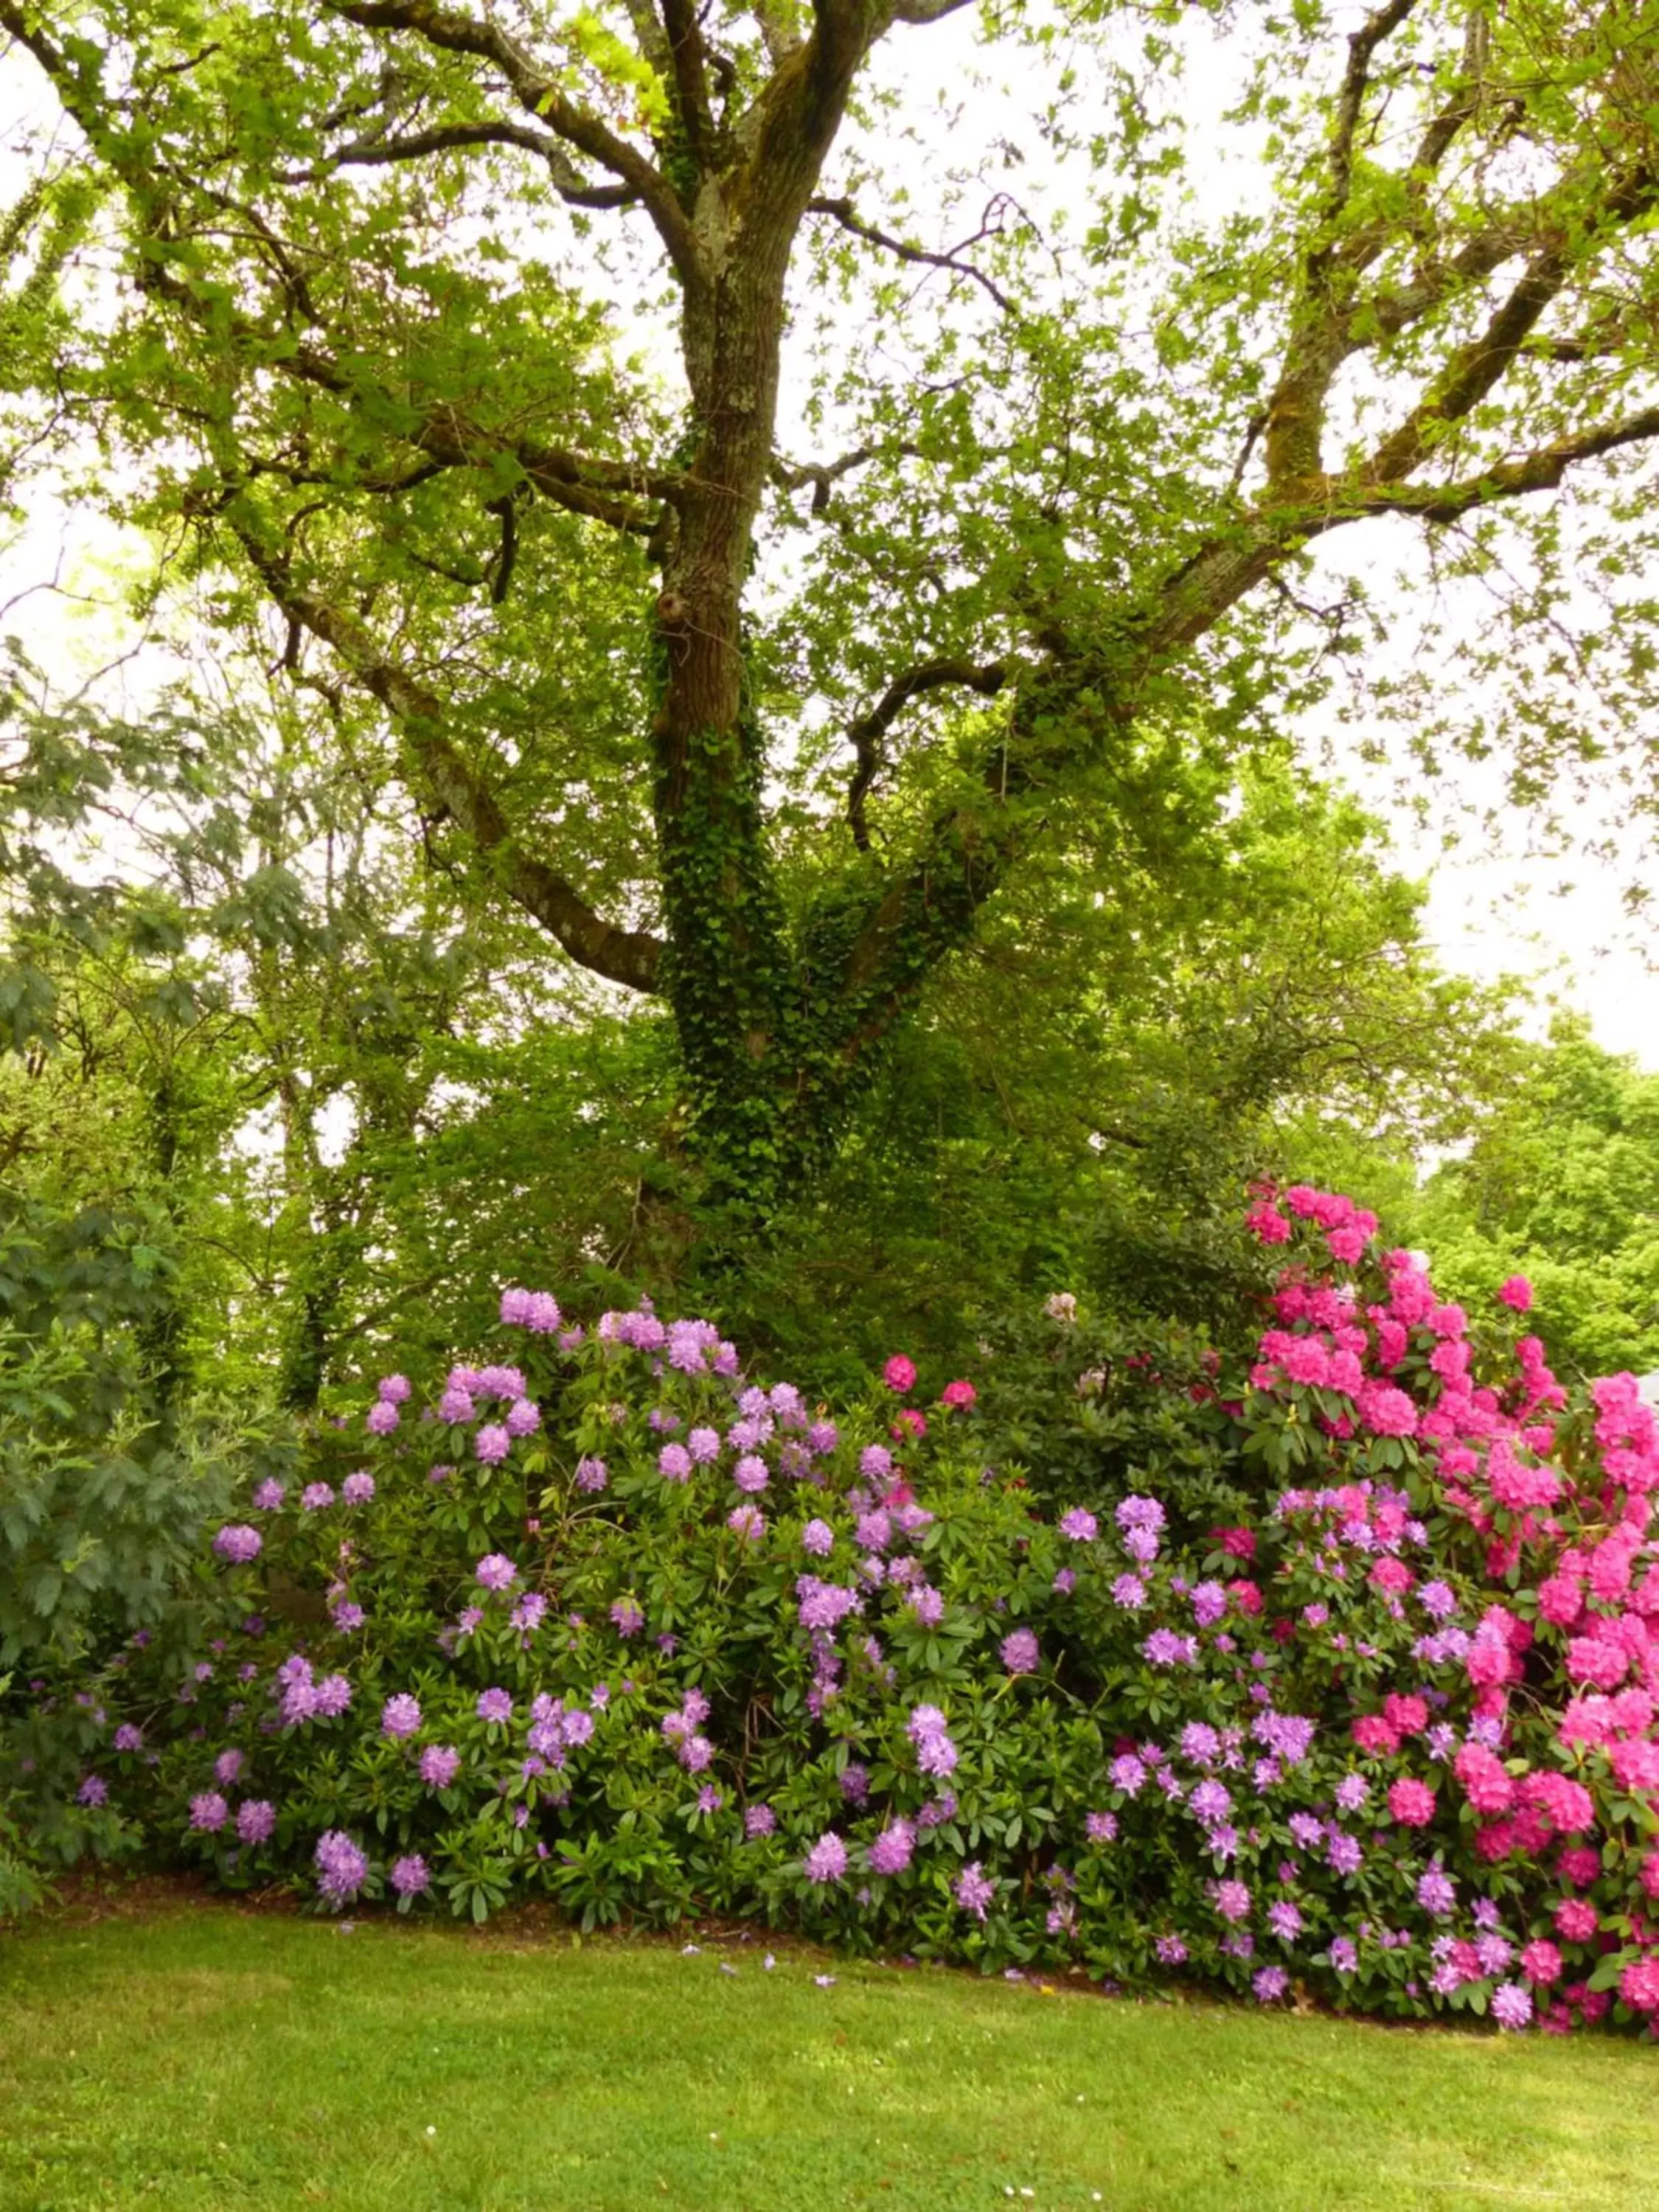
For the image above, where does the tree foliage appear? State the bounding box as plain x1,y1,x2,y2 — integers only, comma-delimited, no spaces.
0,0,1655,1214
1410,1022,1659,1380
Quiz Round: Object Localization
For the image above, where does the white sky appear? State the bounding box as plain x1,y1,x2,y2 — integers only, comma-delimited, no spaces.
1,15,1657,1071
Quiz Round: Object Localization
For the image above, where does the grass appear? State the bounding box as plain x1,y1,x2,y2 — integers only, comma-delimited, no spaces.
1,1891,1655,2211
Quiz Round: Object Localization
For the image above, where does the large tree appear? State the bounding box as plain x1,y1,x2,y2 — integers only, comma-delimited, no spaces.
1,0,1655,1210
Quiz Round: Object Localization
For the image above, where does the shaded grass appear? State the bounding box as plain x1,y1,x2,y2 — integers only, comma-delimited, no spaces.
0,1895,1655,2210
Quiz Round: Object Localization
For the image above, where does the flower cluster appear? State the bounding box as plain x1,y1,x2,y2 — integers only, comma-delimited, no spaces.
38,1202,1657,2039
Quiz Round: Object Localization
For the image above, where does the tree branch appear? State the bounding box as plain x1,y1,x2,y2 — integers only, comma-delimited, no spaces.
1337,404,1659,524
807,194,1015,313
888,0,978,21
658,0,717,170
769,439,919,512
845,657,1006,849
278,121,638,206
751,0,804,66
321,0,702,287
231,526,664,992
1318,0,1418,239
1362,240,1576,487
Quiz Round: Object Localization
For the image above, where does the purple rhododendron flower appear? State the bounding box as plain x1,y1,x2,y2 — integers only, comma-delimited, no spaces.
907,1584,945,1627
1191,1581,1228,1628
1189,1778,1232,1828
476,1688,513,1724
341,1471,375,1505
300,1483,335,1512
310,1674,351,1718
189,1791,229,1833
314,1829,368,1905
955,1862,995,1919
476,1553,518,1591
727,1503,765,1540
801,1518,835,1557
77,1774,108,1806
1253,1966,1290,2003
1060,1507,1098,1542
575,1456,608,1492
215,1749,243,1787
1326,1832,1363,1876
1416,1865,1455,1916
420,1745,461,1789
1001,1628,1039,1674
1180,1722,1220,1764
381,1694,422,1740
804,1832,848,1884
113,1724,143,1753
868,1820,915,1876
366,1400,399,1436
251,1479,285,1511
390,1853,430,1898
1085,1812,1118,1843
378,1374,411,1404
212,1523,262,1565
1111,1574,1147,1610
744,1804,776,1839
237,1799,276,1845
476,1424,511,1464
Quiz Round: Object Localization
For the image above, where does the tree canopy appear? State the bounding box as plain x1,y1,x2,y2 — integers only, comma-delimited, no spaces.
1,0,1655,1220
1408,1020,1659,1378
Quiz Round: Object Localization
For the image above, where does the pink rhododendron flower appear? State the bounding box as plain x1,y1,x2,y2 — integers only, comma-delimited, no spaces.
1388,1779,1436,1826
1537,1575,1582,1627
939,1378,977,1409
1454,1744,1514,1815
1245,1200,1291,1245
1608,1737,1659,1793
883,1354,917,1393
1557,1846,1601,1888
1356,1382,1417,1438
1520,1940,1563,1986
1382,1694,1428,1737
1352,1714,1399,1758
1553,1897,1599,1942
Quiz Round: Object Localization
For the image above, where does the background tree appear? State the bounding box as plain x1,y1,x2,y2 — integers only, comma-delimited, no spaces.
0,0,1655,1228
1,633,1522,1392
1407,1020,1659,1379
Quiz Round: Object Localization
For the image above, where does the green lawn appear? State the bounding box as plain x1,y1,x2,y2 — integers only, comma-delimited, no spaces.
1,1896,1655,2211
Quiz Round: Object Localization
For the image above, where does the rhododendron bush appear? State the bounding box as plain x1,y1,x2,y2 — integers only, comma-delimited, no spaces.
11,1187,1659,2037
